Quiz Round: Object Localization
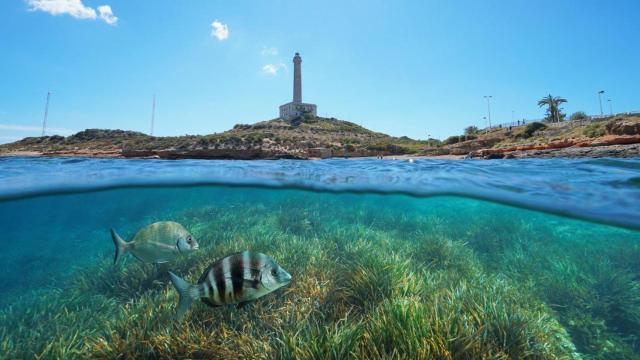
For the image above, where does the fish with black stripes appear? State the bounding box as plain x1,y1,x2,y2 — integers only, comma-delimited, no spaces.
110,221,199,264
168,251,292,319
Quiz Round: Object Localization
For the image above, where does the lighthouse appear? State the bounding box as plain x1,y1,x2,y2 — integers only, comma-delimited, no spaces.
279,52,317,121
293,52,302,103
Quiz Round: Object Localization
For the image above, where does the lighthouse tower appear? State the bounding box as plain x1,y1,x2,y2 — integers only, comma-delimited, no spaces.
279,52,317,121
293,53,302,103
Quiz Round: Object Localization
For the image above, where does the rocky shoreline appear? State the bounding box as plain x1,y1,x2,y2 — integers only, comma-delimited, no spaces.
3,142,639,160
2,116,640,161
473,143,640,159
468,135,640,159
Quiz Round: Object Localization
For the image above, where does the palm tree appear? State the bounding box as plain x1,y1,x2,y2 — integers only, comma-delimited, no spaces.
537,94,567,123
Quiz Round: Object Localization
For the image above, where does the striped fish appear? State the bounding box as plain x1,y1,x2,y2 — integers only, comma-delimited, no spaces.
168,251,292,320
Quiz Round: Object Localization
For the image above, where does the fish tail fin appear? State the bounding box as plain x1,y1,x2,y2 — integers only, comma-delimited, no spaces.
169,271,198,321
110,228,128,264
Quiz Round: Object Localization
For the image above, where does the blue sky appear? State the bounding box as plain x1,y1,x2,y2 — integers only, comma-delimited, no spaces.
1,0,639,143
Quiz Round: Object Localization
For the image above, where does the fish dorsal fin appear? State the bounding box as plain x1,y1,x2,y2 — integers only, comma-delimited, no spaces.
197,265,214,284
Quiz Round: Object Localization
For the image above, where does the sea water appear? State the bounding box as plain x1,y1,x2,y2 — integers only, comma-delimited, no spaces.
0,157,639,359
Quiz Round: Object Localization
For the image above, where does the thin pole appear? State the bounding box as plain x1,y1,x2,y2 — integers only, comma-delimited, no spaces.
598,90,604,116
150,94,156,136
608,99,613,115
484,96,492,129
41,91,51,136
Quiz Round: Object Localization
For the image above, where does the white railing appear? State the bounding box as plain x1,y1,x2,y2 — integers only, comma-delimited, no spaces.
486,110,639,130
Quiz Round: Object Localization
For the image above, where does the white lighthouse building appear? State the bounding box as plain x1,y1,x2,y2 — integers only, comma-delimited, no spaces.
279,52,317,121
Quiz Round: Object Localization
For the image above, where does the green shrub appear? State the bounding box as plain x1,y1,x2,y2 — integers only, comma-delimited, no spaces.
464,126,479,135
583,123,606,138
570,111,588,121
444,136,461,145
521,122,547,138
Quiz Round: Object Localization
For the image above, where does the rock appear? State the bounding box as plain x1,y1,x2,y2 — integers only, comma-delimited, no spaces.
122,148,307,160
492,143,640,159
483,153,504,160
446,138,503,155
606,120,640,136
470,134,640,159
42,149,122,158
588,135,640,146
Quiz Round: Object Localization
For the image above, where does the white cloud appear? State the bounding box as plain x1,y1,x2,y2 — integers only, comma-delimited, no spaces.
261,46,278,56
98,5,117,25
27,0,96,19
0,124,75,135
26,0,118,25
210,20,229,41
262,63,286,76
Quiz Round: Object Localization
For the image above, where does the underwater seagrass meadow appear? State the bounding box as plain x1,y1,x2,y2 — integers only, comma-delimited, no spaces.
1,186,640,359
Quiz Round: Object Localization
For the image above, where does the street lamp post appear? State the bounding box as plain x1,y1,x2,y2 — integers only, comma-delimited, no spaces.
608,99,613,116
41,91,51,137
598,90,605,116
150,94,156,136
484,96,492,129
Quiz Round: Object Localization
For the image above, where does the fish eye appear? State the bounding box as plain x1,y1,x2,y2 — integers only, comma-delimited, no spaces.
271,268,277,277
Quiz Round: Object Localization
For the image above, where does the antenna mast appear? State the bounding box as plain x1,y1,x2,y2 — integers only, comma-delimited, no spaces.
150,94,156,136
41,91,51,136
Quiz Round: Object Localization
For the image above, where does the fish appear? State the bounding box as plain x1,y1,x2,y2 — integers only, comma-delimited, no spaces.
168,251,292,320
110,221,199,264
